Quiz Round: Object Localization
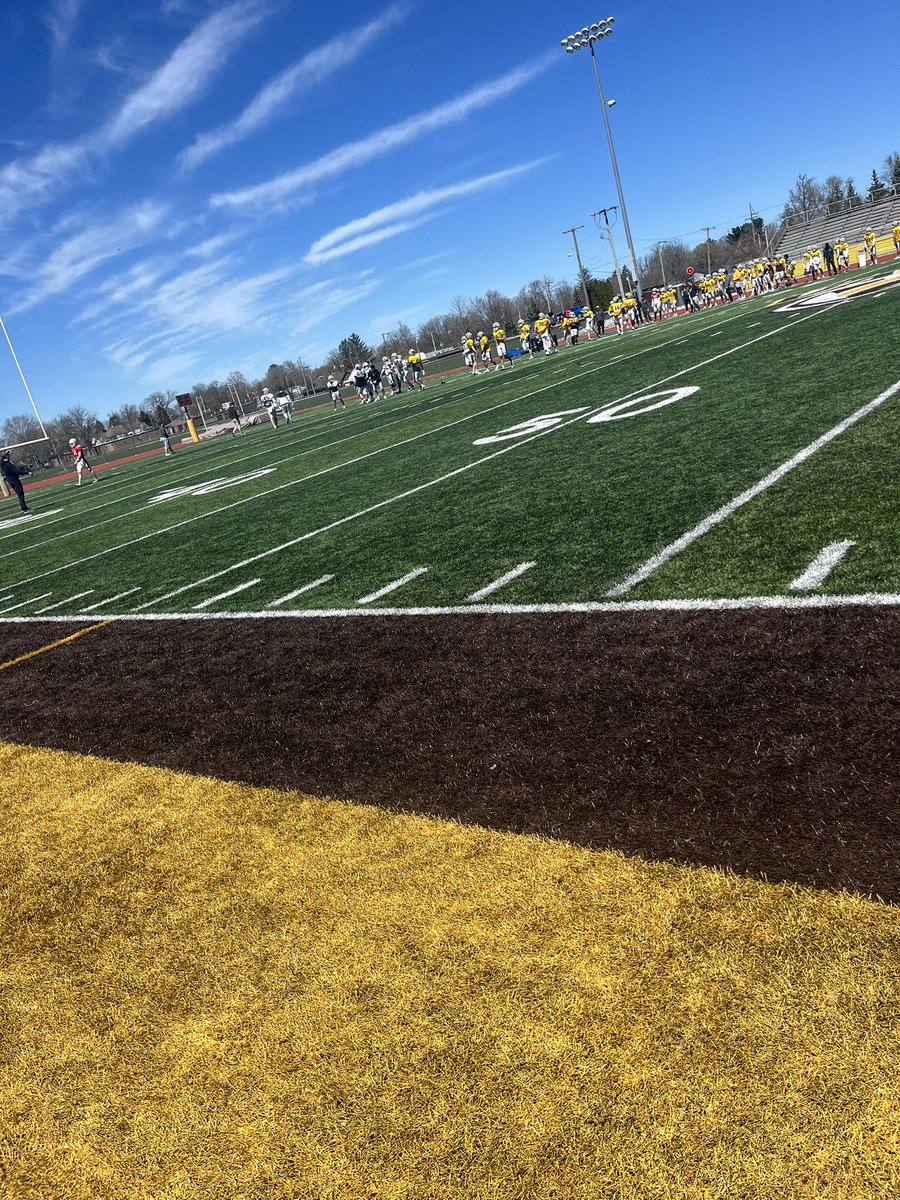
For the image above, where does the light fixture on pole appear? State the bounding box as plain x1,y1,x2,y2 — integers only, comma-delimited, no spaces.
561,17,642,305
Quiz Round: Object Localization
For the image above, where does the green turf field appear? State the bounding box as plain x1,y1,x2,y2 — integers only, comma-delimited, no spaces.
2,266,899,618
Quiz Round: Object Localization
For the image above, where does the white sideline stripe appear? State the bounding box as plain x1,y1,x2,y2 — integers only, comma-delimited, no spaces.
789,541,856,591
608,377,900,597
0,592,52,614
267,575,335,607
130,311,835,612
34,590,94,613
356,568,428,605
10,306,753,591
467,561,536,602
78,587,142,612
4,591,900,624
193,578,261,610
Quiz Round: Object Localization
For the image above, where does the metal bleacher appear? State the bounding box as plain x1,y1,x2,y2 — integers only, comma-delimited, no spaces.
773,190,900,261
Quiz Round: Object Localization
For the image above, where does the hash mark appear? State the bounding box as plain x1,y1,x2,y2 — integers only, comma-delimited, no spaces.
34,591,95,613
0,592,53,614
267,575,335,607
789,541,856,591
193,578,261,610
356,568,428,606
79,587,143,612
467,561,536,602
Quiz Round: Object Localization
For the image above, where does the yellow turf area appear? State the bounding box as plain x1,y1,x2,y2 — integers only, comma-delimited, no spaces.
0,740,898,1199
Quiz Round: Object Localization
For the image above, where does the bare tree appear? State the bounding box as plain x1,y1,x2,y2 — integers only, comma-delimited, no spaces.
882,151,900,189
782,173,825,223
1,413,44,447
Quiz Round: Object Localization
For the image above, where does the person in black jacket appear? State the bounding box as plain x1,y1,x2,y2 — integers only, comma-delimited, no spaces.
1,451,31,513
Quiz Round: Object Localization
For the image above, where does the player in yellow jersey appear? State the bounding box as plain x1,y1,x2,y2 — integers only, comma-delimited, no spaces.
864,228,877,265
533,313,555,354
407,348,425,391
491,322,513,369
517,321,533,359
835,238,850,272
581,307,594,337
608,298,625,335
477,331,493,369
462,332,479,374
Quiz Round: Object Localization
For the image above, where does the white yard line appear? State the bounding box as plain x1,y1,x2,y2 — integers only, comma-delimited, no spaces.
78,587,142,612
5,307,752,579
16,329,739,597
5,591,900,624
34,590,94,613
467,562,536,602
266,575,335,608
128,308,842,611
789,541,856,590
0,592,52,614
356,568,428,605
608,378,900,597
193,578,261,610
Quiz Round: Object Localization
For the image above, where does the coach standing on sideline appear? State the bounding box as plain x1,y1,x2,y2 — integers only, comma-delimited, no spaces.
1,451,31,514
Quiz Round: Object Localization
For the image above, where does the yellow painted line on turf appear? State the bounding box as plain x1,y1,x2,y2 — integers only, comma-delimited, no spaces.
0,620,114,673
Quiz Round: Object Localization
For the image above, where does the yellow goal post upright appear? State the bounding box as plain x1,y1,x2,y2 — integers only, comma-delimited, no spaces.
0,312,53,496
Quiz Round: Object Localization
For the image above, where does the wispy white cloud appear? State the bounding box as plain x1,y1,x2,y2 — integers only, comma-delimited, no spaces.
102,0,268,148
11,200,169,311
211,53,556,214
184,229,245,258
44,0,82,59
179,4,409,171
304,161,546,265
0,1,268,226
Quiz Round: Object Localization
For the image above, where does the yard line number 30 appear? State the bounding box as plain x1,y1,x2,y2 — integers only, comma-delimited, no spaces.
472,386,700,445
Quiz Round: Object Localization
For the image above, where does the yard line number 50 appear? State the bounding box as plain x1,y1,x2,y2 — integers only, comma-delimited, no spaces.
472,387,700,445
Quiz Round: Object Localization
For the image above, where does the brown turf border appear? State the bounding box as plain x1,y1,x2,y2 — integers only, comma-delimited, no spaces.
0,609,897,900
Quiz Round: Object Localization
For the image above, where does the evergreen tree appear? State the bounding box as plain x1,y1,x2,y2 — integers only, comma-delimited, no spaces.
336,332,374,367
867,169,887,203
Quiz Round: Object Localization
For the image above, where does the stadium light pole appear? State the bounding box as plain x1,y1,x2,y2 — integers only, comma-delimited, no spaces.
561,19,642,305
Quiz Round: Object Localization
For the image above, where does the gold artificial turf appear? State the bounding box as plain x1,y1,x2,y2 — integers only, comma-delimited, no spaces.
0,739,897,1199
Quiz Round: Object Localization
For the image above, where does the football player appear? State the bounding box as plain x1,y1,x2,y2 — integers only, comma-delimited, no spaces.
69,437,99,484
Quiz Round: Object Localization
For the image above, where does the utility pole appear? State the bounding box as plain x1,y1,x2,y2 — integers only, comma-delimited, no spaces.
702,226,713,275
592,207,625,300
563,226,592,310
657,244,667,287
749,202,759,248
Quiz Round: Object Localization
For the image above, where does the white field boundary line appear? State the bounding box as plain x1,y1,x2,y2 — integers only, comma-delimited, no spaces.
789,541,856,591
3,591,900,625
356,568,428,605
132,306,839,612
14,315,755,598
608,377,900,597
1,305,748,562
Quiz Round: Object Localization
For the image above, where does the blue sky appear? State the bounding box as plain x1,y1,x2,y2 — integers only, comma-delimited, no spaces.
1,0,898,425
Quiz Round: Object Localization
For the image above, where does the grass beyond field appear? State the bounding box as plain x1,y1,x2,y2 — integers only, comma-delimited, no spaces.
2,265,899,618
2,740,898,1200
